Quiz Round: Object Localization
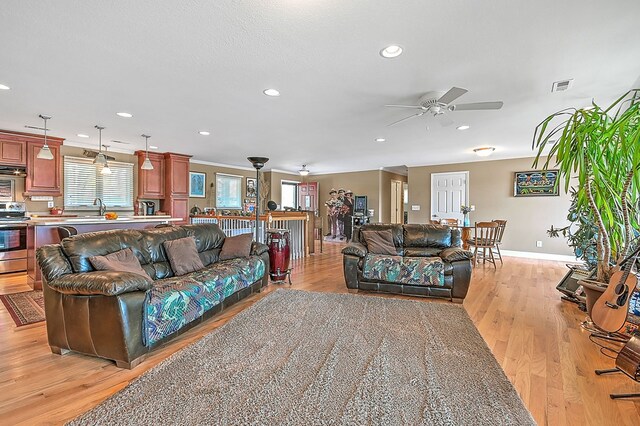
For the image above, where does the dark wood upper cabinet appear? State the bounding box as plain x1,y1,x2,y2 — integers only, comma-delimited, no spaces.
161,153,191,224
0,139,27,166
25,141,62,196
0,130,64,197
136,151,165,199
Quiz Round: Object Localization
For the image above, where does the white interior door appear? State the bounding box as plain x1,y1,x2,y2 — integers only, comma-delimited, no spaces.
390,180,402,223
430,172,468,223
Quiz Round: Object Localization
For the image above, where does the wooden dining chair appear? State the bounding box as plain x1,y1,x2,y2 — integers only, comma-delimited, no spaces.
467,221,500,268
439,218,459,226
491,219,507,264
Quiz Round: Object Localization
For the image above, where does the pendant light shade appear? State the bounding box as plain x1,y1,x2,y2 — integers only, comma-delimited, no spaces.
94,125,107,164
141,134,154,170
37,114,54,160
101,163,112,175
298,164,310,176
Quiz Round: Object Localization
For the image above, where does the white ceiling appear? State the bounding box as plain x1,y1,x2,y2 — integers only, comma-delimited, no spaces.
1,0,639,174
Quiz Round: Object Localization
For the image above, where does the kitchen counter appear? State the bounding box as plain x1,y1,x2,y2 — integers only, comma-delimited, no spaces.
28,215,181,226
26,215,182,290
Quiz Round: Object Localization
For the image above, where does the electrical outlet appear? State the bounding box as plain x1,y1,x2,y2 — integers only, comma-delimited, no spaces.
47,201,54,208
536,240,542,248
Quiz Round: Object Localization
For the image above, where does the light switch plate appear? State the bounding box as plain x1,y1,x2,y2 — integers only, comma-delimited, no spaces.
470,205,475,211
411,205,420,211
47,201,54,208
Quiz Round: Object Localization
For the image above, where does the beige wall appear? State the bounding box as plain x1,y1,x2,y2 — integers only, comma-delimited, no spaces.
188,163,255,211
407,157,572,255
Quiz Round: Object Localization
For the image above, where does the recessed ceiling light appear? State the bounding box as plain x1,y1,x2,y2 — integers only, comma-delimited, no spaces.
199,131,210,136
116,112,133,118
0,84,10,90
263,88,280,97
380,45,403,58
149,145,158,149
473,147,495,157
375,138,386,142
457,125,470,130
77,133,89,138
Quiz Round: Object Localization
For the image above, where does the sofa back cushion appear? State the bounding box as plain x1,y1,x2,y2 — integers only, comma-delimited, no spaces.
403,224,459,249
355,224,404,248
61,229,146,273
182,224,226,266
362,229,398,255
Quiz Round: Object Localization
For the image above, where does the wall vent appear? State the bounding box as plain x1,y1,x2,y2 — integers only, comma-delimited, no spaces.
551,79,574,92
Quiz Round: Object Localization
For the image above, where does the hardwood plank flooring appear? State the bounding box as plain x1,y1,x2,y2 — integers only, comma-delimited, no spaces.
1,242,639,425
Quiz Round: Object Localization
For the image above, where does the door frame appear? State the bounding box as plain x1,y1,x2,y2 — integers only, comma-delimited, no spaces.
430,171,470,221
390,179,403,224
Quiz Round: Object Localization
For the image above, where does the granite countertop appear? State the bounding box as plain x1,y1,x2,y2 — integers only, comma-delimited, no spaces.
28,215,182,226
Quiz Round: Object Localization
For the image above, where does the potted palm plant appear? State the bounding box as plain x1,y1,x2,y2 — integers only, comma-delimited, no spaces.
533,89,640,281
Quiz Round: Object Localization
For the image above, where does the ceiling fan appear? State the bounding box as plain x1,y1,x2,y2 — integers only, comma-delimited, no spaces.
385,87,503,128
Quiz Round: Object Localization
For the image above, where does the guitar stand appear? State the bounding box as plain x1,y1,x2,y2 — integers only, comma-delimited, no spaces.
594,368,640,399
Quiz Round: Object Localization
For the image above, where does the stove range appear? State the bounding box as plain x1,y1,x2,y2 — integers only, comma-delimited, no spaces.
0,202,28,273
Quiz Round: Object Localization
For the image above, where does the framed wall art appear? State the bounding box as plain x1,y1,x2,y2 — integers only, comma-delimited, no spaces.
514,170,559,197
189,172,206,198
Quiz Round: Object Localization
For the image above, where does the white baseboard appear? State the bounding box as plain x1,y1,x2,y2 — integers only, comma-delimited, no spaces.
500,249,578,262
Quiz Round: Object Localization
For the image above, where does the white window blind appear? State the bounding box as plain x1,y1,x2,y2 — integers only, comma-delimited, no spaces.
216,174,242,208
64,156,134,209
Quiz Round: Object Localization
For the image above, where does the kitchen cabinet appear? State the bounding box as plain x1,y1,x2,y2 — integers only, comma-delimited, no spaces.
0,139,27,166
136,151,165,199
161,153,191,224
24,141,62,196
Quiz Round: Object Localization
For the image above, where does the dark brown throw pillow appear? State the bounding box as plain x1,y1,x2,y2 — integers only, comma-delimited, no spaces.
219,233,253,260
89,248,151,280
163,236,205,276
362,229,397,255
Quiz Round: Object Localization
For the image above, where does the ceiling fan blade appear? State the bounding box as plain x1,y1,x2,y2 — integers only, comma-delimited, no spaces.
450,101,504,111
437,87,468,105
110,139,131,145
384,104,422,109
387,112,424,127
435,113,454,127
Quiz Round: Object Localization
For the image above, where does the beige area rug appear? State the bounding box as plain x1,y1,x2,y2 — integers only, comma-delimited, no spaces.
0,290,45,327
69,290,534,426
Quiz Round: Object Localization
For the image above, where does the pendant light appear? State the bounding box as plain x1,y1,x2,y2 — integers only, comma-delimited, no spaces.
36,114,54,160
140,134,154,170
101,144,112,175
298,164,310,176
93,125,107,165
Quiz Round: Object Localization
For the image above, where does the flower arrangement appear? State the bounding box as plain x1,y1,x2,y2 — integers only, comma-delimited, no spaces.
461,205,472,214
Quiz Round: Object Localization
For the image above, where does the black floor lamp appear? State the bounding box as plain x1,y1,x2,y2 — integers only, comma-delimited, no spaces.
247,157,269,241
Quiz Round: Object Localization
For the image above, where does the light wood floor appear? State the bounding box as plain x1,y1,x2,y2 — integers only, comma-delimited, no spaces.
1,243,639,425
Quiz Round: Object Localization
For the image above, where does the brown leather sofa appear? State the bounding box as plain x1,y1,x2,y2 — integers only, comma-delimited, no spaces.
342,224,473,302
36,224,269,368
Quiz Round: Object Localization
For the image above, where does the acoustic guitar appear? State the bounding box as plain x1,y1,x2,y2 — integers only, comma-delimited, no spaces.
591,253,639,333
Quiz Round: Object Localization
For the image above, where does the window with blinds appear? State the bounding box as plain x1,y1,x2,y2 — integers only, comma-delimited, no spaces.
64,156,134,209
216,173,242,208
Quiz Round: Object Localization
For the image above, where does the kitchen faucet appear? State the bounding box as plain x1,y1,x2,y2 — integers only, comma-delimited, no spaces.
93,198,106,216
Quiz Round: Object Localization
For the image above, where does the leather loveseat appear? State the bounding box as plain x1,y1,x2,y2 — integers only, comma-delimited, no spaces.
342,224,473,302
36,224,269,368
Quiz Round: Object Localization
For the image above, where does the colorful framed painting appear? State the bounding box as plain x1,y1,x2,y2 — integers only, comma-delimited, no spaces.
189,172,206,198
514,170,559,197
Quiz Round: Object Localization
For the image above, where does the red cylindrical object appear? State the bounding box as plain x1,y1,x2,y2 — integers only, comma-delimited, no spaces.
267,229,290,282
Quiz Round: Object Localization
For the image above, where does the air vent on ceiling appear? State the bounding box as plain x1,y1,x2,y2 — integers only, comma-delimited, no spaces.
551,79,574,92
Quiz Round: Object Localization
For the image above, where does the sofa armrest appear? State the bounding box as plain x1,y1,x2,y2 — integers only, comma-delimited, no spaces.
440,247,473,262
342,242,368,258
48,271,152,296
251,242,269,256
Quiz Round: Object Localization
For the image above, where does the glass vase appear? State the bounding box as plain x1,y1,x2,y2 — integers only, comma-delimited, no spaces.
463,213,470,227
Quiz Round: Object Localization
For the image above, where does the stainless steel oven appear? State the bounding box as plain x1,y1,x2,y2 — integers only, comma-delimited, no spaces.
0,224,27,273
0,202,28,273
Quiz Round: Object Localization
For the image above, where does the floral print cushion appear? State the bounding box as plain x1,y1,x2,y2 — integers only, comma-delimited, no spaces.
362,254,444,287
144,256,265,346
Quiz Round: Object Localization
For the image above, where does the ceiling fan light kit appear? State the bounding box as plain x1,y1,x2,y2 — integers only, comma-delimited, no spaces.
473,147,495,157
298,165,310,176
